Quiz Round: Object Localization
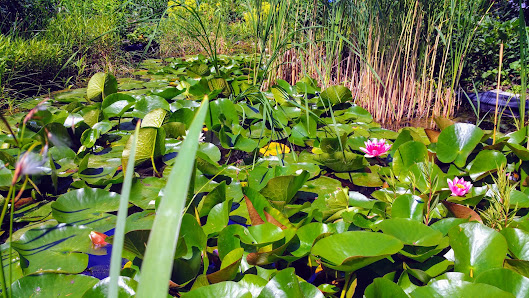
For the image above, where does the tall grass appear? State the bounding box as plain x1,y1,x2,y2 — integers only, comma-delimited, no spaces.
265,0,490,125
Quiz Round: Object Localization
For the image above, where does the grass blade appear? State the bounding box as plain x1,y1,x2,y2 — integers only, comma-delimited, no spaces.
136,96,209,298
519,0,527,129
108,121,141,298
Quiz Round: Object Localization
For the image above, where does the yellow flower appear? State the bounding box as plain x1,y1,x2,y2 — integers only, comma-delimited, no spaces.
244,1,271,25
259,142,290,156
311,147,323,154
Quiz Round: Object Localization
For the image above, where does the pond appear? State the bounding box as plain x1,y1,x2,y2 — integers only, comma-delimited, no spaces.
1,55,529,297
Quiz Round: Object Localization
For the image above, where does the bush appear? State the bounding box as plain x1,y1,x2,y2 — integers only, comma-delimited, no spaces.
463,15,528,89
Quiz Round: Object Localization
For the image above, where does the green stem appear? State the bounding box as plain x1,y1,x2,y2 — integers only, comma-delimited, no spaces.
8,177,28,297
0,186,14,298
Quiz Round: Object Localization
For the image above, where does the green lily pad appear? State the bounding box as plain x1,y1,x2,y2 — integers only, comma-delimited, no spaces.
475,268,529,298
10,273,99,298
129,178,165,210
365,277,408,298
314,151,366,172
131,95,170,118
101,93,136,118
181,281,252,298
11,223,93,274
257,268,307,298
259,171,310,210
377,218,443,246
437,124,484,167
448,222,508,278
207,248,244,284
468,150,506,181
311,231,403,271
87,73,118,102
82,276,138,297
122,127,165,170
392,141,428,178
392,194,424,221
500,228,529,261
51,188,120,230
320,85,352,104
410,280,514,297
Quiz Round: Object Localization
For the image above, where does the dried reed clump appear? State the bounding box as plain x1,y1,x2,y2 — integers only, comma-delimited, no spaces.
270,0,486,127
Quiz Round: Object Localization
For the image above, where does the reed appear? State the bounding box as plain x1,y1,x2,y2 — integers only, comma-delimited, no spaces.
269,0,490,126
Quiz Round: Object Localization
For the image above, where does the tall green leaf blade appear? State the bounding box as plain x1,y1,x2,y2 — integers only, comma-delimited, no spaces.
108,122,140,298
136,96,209,298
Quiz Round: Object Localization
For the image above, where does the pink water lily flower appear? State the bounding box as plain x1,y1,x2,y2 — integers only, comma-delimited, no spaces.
447,177,472,197
360,138,391,158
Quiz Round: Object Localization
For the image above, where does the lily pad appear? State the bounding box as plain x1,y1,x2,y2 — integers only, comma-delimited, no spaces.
51,188,120,230
10,273,99,298
437,124,484,167
311,231,403,271
376,218,443,246
87,73,118,102
410,280,513,297
475,268,529,298
448,222,508,278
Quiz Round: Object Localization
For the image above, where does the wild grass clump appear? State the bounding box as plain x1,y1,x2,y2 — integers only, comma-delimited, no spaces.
0,35,68,100
0,0,167,108
158,0,253,57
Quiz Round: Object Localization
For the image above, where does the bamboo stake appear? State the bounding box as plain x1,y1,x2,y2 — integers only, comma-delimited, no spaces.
493,43,504,145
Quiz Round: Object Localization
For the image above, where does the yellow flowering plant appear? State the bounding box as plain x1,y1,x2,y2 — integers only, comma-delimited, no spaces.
259,142,291,156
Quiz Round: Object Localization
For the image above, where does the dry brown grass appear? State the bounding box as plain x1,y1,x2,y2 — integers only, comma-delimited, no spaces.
271,1,460,128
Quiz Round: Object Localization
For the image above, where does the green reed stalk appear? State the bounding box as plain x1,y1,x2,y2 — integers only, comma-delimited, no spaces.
493,43,504,144
108,121,140,298
136,96,209,298
519,0,527,130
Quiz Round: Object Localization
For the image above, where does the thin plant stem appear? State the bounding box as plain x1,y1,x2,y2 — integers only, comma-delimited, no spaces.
0,185,14,298
493,43,504,144
8,176,28,295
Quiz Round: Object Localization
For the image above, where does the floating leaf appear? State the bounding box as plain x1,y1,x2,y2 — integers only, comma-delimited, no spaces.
101,93,136,118
311,231,403,271
51,188,120,230
500,228,529,261
87,73,118,102
10,273,98,298
257,268,305,298
392,141,428,178
468,150,506,181
320,85,352,104
365,277,408,298
11,223,92,274
377,218,443,246
181,281,251,298
448,222,508,278
475,268,529,298
122,127,165,170
392,194,424,221
207,248,244,284
410,280,513,297
437,124,484,167
132,95,170,118
259,171,310,210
